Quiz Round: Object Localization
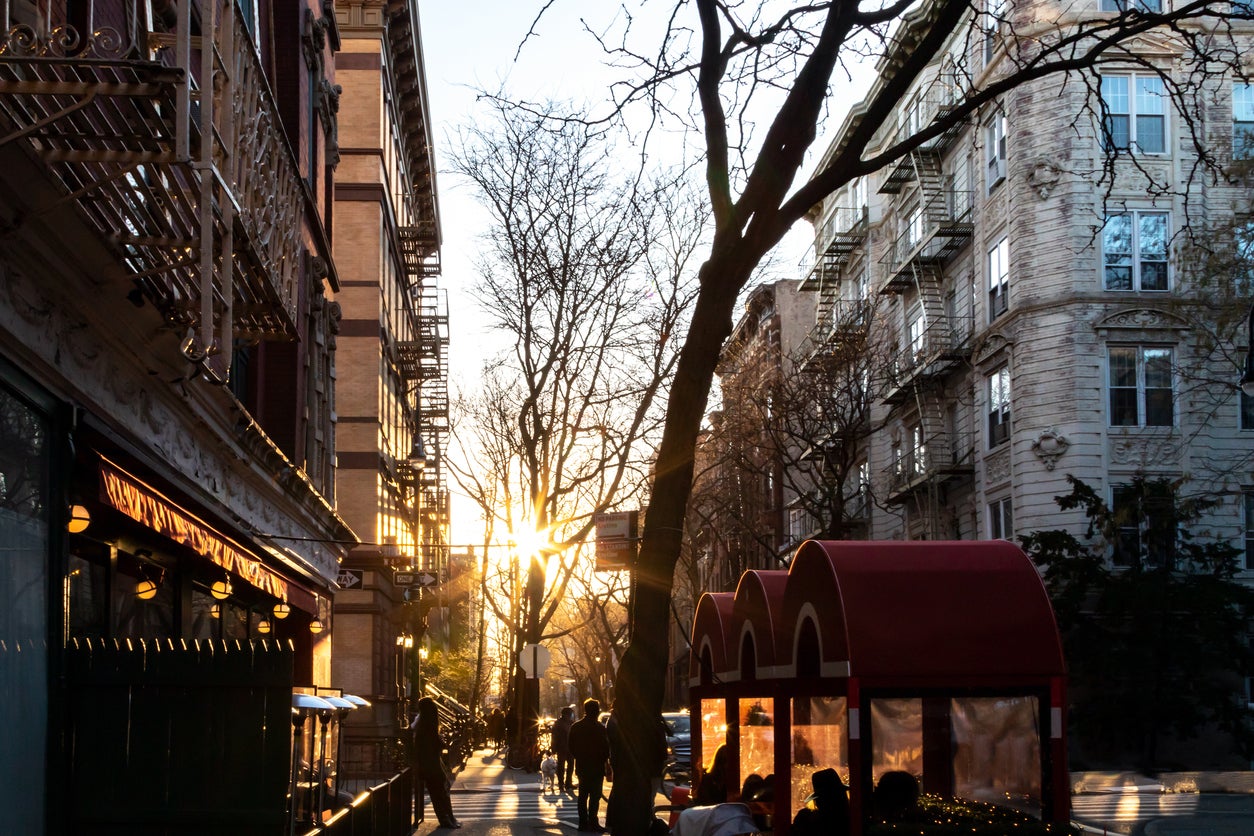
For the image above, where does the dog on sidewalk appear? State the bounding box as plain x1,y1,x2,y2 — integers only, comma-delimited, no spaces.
540,751,559,792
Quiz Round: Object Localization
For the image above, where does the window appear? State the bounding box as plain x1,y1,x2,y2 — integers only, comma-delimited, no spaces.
1241,386,1254,430
1111,481,1176,568
988,498,1014,540
988,236,1009,319
983,0,1006,65
1100,0,1163,10
908,309,925,358
1108,345,1173,427
1237,83,1254,161
1244,491,1254,571
1101,74,1167,154
1102,211,1169,290
986,112,1007,190
910,424,927,474
788,507,810,544
903,205,924,252
987,367,1011,448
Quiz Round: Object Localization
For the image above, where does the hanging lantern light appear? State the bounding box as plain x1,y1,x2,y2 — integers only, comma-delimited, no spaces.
256,618,272,635
67,504,91,533
211,577,233,600
309,618,325,634
273,601,291,620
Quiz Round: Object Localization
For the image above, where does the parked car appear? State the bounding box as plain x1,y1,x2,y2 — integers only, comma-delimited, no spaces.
663,710,691,769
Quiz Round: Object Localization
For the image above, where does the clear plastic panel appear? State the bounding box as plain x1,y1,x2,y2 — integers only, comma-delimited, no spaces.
738,699,775,787
870,698,923,783
700,697,727,773
790,696,847,817
951,696,1041,814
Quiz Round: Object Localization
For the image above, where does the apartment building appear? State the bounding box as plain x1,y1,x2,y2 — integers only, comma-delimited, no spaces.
0,0,353,828
331,0,451,776
800,4,1254,556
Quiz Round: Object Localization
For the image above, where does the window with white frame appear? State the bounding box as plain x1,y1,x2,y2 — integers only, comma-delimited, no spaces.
988,366,1011,448
903,205,924,252
1237,221,1254,295
1100,0,1163,10
988,497,1014,540
1102,211,1169,291
988,236,1009,320
983,0,1006,65
911,424,927,474
1108,345,1174,427
908,308,925,358
1101,74,1167,154
985,111,1007,190
1236,83,1254,161
788,506,810,544
1111,481,1177,568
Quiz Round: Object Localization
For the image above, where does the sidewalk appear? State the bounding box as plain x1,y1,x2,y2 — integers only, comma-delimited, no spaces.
410,748,568,836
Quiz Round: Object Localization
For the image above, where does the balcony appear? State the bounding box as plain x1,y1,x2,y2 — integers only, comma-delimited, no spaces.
883,432,974,505
0,0,306,369
881,189,973,292
878,84,967,195
882,315,973,405
801,204,869,291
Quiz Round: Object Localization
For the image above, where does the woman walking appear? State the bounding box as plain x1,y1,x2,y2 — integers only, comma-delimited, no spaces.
412,696,462,829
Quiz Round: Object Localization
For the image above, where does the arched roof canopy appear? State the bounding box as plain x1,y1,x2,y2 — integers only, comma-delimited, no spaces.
689,592,736,684
783,540,1065,681
730,570,789,679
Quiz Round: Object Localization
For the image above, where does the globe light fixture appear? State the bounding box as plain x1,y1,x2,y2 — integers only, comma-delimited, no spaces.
256,618,272,635
135,578,159,600
309,618,324,634
67,504,91,534
211,577,233,600
273,601,291,619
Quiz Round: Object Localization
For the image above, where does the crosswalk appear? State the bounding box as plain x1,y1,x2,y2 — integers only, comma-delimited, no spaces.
1071,791,1200,829
427,783,587,826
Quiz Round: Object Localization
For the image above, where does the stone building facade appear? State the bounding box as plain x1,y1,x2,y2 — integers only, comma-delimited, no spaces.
800,4,1254,559
331,0,451,777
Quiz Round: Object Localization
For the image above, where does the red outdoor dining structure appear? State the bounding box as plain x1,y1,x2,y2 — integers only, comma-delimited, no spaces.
687,540,1069,835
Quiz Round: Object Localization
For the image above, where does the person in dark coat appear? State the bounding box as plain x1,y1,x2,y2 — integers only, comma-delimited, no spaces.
412,697,461,829
695,743,730,806
487,707,505,750
567,698,610,832
552,705,575,793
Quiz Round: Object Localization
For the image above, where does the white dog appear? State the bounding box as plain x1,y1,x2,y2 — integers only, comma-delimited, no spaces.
540,752,558,792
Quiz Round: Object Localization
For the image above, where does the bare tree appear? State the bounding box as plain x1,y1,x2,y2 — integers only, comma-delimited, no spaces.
446,98,702,746
509,3,1254,831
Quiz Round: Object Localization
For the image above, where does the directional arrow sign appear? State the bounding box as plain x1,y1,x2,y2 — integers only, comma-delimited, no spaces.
415,571,439,588
337,569,363,589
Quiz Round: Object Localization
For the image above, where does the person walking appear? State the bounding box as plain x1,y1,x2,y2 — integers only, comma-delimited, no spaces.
568,698,610,832
552,705,575,793
412,696,462,829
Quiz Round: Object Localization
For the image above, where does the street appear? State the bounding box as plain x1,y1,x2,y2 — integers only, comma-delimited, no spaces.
1072,790,1254,835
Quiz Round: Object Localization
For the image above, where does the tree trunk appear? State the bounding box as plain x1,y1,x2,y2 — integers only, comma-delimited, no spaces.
609,250,753,835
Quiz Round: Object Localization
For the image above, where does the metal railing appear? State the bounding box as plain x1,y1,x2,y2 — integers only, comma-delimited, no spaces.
0,0,307,365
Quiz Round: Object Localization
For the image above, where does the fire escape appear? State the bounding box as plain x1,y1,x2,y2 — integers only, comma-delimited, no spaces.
876,83,974,535
798,200,873,536
0,0,307,382
397,222,447,571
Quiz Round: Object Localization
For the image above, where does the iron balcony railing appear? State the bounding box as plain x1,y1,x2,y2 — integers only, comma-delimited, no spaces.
881,189,973,290
883,430,975,500
883,314,973,402
878,81,968,194
0,0,306,377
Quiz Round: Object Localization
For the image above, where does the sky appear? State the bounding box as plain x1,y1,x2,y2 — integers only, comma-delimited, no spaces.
415,3,861,545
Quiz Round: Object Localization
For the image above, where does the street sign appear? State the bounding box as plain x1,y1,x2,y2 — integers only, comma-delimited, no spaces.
595,510,638,571
519,643,551,679
595,538,636,571
594,511,637,540
337,569,362,589
395,570,439,588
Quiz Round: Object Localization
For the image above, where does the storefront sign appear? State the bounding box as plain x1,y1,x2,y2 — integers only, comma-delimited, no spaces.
99,456,289,600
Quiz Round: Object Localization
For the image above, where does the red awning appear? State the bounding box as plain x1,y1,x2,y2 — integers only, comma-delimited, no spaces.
782,540,1066,681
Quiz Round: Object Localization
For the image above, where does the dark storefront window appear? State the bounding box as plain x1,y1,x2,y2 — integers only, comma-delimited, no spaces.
0,383,49,832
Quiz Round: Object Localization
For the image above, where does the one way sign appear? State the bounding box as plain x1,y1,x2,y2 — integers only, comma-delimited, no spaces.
395,570,440,588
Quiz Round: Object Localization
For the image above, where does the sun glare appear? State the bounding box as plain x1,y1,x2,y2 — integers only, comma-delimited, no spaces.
511,526,550,559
